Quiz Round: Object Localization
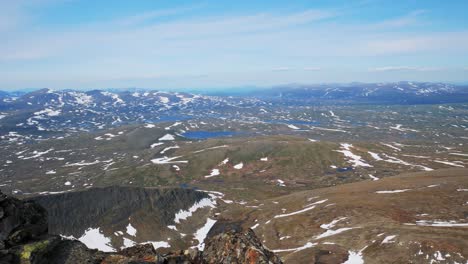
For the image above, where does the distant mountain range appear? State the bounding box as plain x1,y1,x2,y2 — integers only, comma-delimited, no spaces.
252,81,468,104
0,82,467,138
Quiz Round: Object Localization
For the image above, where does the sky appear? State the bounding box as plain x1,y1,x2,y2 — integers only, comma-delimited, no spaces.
1,0,468,90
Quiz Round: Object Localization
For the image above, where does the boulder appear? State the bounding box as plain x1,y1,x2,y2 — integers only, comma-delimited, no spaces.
202,221,283,264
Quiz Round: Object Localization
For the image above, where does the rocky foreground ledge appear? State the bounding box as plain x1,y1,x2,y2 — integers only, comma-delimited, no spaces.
0,191,282,264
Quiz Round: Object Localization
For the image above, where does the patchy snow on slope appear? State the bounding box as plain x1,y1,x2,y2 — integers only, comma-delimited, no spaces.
260,157,268,161
63,160,100,167
343,250,365,264
310,126,347,133
233,162,244,169
126,223,137,236
376,189,411,194
433,160,465,168
408,220,468,227
381,235,397,244
287,124,300,130
450,153,468,157
101,91,124,105
22,148,54,160
381,143,401,151
315,227,356,240
151,156,188,164
390,124,419,132
320,217,347,229
159,96,170,104
77,227,115,252
276,179,286,187
150,142,164,148
272,242,317,253
205,169,220,178
160,145,180,154
193,145,229,154
336,143,372,167
159,134,175,141
274,199,327,219
145,124,156,128
193,218,217,250
122,237,135,248
174,198,216,224
378,153,433,171
368,151,383,161
315,217,355,240
165,122,182,130
368,174,379,181
34,108,61,117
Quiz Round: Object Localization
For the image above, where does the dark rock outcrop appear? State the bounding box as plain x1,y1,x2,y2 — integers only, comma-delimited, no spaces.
0,190,282,264
0,191,48,249
203,221,282,264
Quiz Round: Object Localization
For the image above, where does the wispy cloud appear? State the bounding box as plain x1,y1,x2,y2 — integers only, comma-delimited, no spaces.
116,5,201,27
303,67,321,71
1,1,467,88
372,10,426,29
369,66,442,72
272,67,293,71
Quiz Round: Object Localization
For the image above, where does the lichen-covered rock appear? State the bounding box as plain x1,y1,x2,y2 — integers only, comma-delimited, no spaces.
202,221,283,264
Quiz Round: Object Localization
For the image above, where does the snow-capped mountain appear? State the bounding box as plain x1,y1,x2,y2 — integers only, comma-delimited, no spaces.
259,81,468,104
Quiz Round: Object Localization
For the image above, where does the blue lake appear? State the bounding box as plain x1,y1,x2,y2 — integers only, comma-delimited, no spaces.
182,131,237,140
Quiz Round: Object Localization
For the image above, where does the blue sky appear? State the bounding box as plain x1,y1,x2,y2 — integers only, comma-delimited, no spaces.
1,0,468,90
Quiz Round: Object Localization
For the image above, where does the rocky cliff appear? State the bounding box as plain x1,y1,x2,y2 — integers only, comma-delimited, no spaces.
0,190,282,264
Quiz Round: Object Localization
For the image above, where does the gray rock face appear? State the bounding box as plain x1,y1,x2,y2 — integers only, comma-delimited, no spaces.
30,186,209,238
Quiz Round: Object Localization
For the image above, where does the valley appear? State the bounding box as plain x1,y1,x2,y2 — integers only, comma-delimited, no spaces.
1,83,467,263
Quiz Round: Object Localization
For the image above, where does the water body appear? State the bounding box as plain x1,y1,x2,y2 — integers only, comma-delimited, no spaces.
182,131,237,140
337,167,353,172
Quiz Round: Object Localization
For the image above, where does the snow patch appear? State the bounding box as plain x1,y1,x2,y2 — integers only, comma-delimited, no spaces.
193,218,217,250
159,134,175,141
126,223,137,236
174,198,216,224
76,228,115,252
205,169,220,178
375,189,411,194
336,143,372,167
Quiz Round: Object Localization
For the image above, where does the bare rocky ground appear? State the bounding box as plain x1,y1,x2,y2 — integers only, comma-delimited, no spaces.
220,168,468,264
